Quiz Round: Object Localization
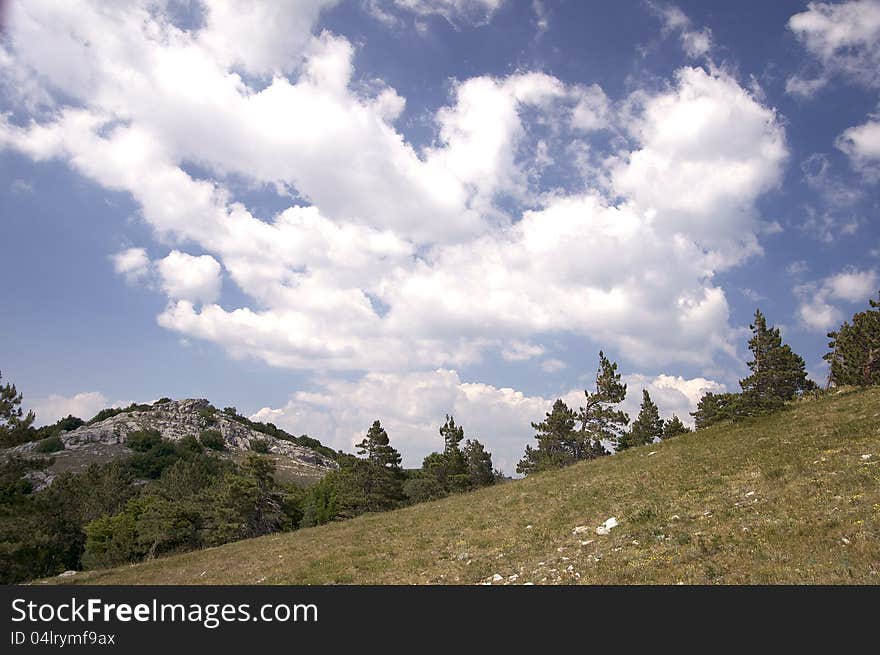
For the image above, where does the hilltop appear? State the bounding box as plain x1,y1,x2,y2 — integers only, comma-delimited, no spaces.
48,387,880,585
4,398,337,489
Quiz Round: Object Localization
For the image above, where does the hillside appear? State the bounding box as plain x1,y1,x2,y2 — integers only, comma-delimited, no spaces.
46,387,880,585
5,398,336,488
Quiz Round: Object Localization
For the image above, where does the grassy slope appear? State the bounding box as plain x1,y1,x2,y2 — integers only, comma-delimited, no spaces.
49,388,880,585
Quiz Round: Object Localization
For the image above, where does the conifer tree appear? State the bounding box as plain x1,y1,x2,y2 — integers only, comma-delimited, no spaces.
739,309,814,406
351,420,404,512
578,351,629,450
517,398,580,474
824,292,880,387
0,370,35,447
621,389,662,450
462,439,495,488
356,420,402,470
661,415,691,439
422,415,470,493
690,391,739,429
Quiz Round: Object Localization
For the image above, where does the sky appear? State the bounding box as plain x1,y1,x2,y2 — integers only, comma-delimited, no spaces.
0,0,878,474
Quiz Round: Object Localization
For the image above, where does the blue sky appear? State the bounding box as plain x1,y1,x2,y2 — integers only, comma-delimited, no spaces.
0,0,878,473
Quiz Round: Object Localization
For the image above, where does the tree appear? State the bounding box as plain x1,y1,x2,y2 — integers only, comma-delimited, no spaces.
621,389,662,450
578,351,629,451
356,420,402,471
517,398,581,474
0,371,35,447
662,415,691,439
740,309,814,406
690,392,740,429
462,438,495,488
824,292,880,387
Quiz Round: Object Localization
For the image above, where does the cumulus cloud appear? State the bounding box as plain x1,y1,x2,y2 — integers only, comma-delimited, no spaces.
796,267,878,331
0,2,789,390
836,113,880,178
156,250,223,305
786,0,880,94
111,247,151,283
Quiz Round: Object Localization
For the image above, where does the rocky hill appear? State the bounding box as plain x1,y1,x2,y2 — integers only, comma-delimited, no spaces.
7,398,337,489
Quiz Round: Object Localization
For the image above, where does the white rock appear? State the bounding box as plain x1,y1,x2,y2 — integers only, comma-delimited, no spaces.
572,525,590,535
579,539,594,546
491,574,504,582
647,451,657,456
861,454,872,460
58,570,77,577
596,517,618,535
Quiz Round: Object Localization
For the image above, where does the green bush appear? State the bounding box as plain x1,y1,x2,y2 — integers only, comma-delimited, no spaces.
153,397,172,405
250,438,270,453
176,434,203,456
199,429,226,451
35,435,64,453
125,429,163,453
125,441,180,479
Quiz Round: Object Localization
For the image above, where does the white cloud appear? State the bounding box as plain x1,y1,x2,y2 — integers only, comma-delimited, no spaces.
0,3,789,386
501,341,545,362
111,247,151,283
156,250,223,305
836,114,880,178
647,2,713,59
28,391,121,427
610,67,787,266
795,267,878,331
787,0,880,91
198,0,340,76
540,358,566,373
826,268,879,301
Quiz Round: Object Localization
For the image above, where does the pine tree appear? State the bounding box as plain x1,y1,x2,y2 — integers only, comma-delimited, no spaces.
462,439,495,489
422,416,470,493
661,415,691,439
517,398,580,474
824,292,880,387
740,309,814,407
356,420,402,470
352,420,404,512
0,370,35,447
621,389,662,450
690,391,739,429
578,351,628,451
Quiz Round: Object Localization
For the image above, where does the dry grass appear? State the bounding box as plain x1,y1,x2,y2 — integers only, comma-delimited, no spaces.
42,387,880,585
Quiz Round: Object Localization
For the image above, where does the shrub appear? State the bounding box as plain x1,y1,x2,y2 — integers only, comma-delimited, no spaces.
125,441,180,479
35,435,64,453
153,397,172,405
177,434,203,456
125,429,163,453
55,415,85,432
403,476,446,504
250,438,270,454
199,429,226,451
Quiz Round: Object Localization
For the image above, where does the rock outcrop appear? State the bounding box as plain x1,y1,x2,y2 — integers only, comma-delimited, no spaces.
8,398,337,489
